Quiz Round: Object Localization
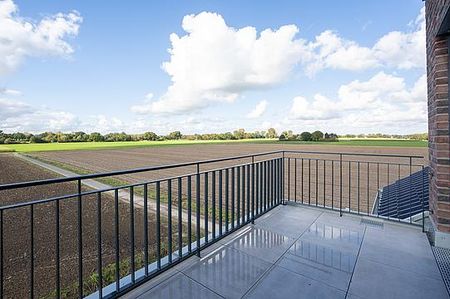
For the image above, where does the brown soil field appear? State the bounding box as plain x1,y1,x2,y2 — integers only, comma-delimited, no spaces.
30,143,427,215
0,154,187,299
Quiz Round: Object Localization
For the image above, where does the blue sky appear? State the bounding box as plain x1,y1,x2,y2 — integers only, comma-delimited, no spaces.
0,0,426,134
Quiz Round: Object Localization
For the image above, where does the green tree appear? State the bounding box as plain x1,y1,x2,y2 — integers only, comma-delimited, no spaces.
89,132,104,142
300,131,312,141
167,131,182,140
233,129,246,139
266,128,278,139
311,131,324,141
143,131,158,141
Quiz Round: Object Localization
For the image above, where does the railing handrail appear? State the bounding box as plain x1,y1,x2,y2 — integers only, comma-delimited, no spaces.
0,150,424,192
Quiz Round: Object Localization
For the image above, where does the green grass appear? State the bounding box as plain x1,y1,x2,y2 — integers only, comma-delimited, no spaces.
0,139,273,152
0,138,427,153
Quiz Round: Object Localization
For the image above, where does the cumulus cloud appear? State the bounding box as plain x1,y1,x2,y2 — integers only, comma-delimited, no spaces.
142,12,306,114
138,8,425,114
289,94,340,120
0,100,78,132
288,72,427,130
247,100,268,118
305,7,425,75
0,0,82,75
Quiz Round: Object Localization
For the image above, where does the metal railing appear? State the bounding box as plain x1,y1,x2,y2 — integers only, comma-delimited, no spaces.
0,150,426,298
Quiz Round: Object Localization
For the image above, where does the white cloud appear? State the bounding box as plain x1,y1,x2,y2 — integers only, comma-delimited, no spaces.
287,72,427,132
0,88,21,96
0,0,82,75
138,8,425,114
0,100,78,132
289,94,340,120
247,100,268,118
304,7,425,75
143,12,306,114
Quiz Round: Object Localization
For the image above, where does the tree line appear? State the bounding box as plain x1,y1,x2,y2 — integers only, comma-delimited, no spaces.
0,129,427,144
0,128,277,144
279,130,338,142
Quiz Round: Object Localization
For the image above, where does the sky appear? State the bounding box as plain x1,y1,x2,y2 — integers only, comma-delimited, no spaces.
0,0,427,135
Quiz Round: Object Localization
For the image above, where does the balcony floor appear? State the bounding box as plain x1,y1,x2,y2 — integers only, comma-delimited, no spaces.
121,204,449,299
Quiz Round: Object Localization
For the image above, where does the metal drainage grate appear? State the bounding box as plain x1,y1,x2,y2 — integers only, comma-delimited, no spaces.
433,246,450,295
360,218,384,228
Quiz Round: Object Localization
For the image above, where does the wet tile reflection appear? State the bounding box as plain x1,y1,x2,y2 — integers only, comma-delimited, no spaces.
140,272,222,299
183,246,271,298
288,239,356,273
303,222,363,248
229,227,294,263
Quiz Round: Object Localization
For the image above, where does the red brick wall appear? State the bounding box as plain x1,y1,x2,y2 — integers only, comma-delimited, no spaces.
426,0,450,233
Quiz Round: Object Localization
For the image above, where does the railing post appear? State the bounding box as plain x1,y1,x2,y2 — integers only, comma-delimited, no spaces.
339,154,343,217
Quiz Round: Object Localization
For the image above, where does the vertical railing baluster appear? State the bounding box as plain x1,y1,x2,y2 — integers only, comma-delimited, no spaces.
301,159,304,204
196,164,200,256
114,189,120,292
212,172,216,239
237,167,240,226
259,162,263,214
255,162,259,217
294,159,297,203
288,157,291,202
225,169,229,232
218,171,223,235
387,164,390,220
143,184,148,276
231,168,235,230
178,177,183,257
0,210,3,299
130,186,135,283
323,160,326,208
242,166,246,222
156,182,161,268
252,157,255,223
339,154,343,216
331,160,334,210
30,204,34,299
308,159,311,205
204,173,209,243
264,161,267,210
409,157,413,224
77,179,83,298
187,177,192,252
357,162,360,214
367,163,370,216
247,164,250,222
397,164,401,220
55,199,60,299
315,159,318,206
97,192,103,298
421,165,425,232
348,161,351,213
168,180,172,262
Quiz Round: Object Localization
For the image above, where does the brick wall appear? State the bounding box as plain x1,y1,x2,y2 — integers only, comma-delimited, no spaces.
426,0,450,234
